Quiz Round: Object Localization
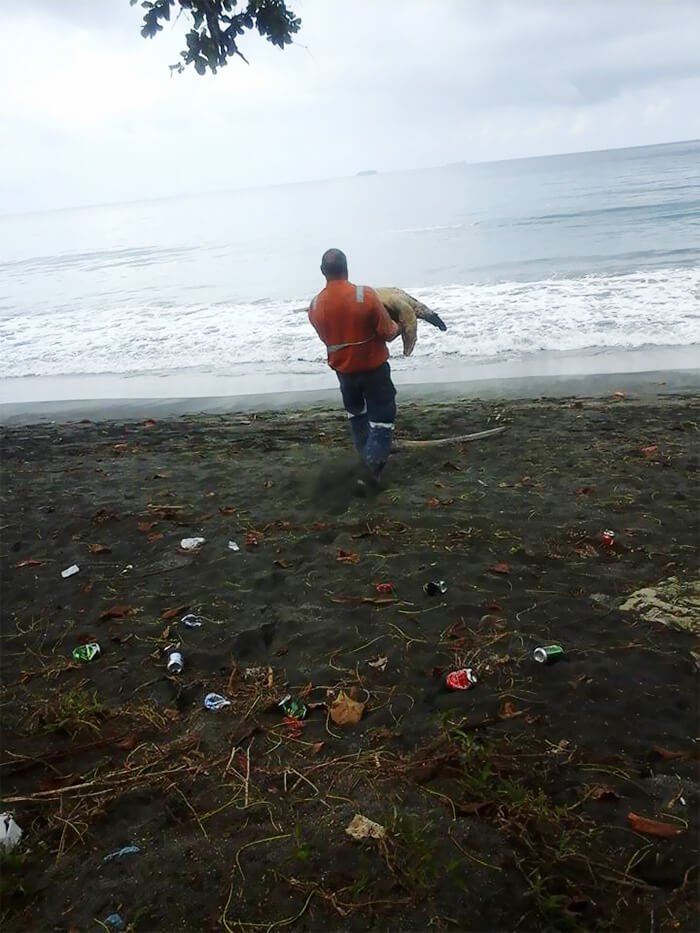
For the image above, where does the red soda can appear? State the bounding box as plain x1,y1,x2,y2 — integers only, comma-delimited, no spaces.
446,668,478,690
600,529,615,548
375,582,394,594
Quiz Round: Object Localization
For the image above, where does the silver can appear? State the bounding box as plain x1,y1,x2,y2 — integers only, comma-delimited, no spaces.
166,650,184,674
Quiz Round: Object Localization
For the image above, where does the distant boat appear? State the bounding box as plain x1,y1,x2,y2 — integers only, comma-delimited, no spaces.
356,170,377,176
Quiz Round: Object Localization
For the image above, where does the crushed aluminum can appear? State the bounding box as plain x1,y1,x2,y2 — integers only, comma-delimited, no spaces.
72,643,101,663
204,692,231,710
278,694,307,719
166,650,184,674
533,644,564,664
180,613,204,628
446,668,477,690
227,540,240,552
61,564,80,578
180,537,206,550
375,582,394,594
600,529,615,548
423,579,447,596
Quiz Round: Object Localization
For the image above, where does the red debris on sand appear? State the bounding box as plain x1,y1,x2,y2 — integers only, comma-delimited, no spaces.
15,559,42,569
486,562,510,575
627,812,683,838
161,605,188,620
99,605,132,621
641,445,659,458
375,582,394,594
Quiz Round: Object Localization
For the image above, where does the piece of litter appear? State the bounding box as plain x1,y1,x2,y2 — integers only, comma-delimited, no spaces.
180,614,204,628
346,813,386,841
204,692,231,710
180,537,205,550
103,845,140,861
367,656,388,671
104,914,125,932
61,564,80,578
227,540,240,552
120,564,134,575
1,813,22,851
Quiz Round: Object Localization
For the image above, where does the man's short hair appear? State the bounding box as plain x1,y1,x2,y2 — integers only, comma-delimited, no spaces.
321,248,348,279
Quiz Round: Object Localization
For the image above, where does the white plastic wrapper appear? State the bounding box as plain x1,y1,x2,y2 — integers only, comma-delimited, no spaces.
1,813,23,851
180,537,205,550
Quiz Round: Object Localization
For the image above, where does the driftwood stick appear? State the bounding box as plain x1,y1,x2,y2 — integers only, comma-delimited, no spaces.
394,426,506,449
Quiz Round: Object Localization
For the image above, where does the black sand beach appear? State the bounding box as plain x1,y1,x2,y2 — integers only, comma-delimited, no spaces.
1,386,698,931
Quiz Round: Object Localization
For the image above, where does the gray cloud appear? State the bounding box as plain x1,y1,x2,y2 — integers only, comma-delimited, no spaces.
1,0,699,213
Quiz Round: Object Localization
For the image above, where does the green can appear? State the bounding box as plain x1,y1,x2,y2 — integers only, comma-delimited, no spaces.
278,694,307,719
533,644,563,664
72,642,101,663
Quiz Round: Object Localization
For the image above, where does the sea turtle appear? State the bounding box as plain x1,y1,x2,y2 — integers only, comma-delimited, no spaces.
374,287,447,357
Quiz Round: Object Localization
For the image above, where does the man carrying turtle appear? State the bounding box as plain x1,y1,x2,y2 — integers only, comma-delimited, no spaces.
308,248,400,492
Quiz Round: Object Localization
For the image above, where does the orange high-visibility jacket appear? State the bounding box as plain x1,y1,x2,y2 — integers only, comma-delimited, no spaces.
308,280,399,374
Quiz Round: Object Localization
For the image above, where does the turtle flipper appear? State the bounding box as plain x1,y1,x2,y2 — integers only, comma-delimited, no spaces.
412,299,447,331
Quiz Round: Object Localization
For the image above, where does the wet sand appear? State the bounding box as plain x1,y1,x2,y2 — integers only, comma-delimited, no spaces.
1,388,698,931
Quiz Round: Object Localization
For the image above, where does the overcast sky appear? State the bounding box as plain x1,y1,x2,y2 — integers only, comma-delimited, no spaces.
1,0,699,213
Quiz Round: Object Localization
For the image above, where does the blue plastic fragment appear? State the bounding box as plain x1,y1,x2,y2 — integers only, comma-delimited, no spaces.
103,845,140,862
104,914,125,931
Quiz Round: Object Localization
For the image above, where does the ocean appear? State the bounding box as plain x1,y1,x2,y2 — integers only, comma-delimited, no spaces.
1,139,698,402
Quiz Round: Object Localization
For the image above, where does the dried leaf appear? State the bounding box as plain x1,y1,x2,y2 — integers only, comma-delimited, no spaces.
310,741,325,755
147,532,163,542
274,559,292,569
137,521,156,533
330,690,365,726
588,784,620,801
88,543,111,554
627,812,683,837
641,445,659,458
501,702,517,718
161,604,188,620
162,708,180,721
219,506,236,515
113,442,128,452
15,558,42,569
651,746,694,761
367,656,388,671
484,600,502,611
336,549,360,564
456,800,489,815
486,562,510,575
99,605,132,621
298,682,313,698
575,486,594,497
346,813,386,841
427,497,440,508
82,578,94,594
92,509,119,524
245,531,263,548
442,461,461,471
